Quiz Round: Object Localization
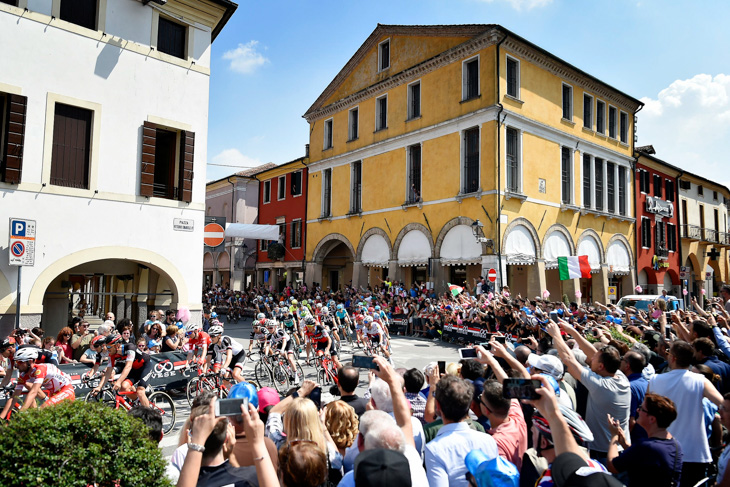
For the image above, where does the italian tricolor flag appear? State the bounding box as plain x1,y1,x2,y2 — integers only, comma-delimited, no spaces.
448,283,463,297
557,256,591,280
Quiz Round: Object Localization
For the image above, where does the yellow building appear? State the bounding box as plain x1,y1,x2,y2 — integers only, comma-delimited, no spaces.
303,24,643,302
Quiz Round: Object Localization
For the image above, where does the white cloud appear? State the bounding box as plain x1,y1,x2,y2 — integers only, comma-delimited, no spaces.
478,0,553,11
210,148,263,169
638,73,730,186
222,40,269,74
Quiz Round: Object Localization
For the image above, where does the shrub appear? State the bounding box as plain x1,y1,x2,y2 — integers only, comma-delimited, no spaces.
0,400,172,487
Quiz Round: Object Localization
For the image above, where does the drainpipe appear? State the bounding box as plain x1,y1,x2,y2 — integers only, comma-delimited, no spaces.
630,103,643,293
226,176,236,288
302,151,309,288
495,32,508,291
676,169,685,305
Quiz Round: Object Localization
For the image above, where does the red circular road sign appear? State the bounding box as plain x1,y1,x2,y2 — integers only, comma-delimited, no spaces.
487,268,497,282
203,222,225,247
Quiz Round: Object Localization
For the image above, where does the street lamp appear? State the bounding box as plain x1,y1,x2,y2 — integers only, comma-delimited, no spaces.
471,219,494,250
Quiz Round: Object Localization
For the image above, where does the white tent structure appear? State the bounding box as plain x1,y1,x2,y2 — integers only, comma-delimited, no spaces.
224,223,280,240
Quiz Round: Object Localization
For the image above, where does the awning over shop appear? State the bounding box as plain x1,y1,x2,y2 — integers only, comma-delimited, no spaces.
504,225,536,265
543,231,571,269
397,231,431,266
606,241,631,275
361,234,390,267
440,225,482,266
225,223,280,240
578,236,602,272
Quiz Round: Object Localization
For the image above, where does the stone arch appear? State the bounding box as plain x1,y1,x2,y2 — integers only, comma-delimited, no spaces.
541,224,576,260
203,252,215,270
606,234,635,267
434,216,486,258
0,270,12,311
685,252,702,276
216,251,230,269
311,233,356,264
392,223,434,261
355,227,393,262
501,217,541,258
575,229,606,265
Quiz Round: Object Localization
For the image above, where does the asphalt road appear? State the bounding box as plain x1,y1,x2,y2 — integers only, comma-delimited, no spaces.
160,317,463,458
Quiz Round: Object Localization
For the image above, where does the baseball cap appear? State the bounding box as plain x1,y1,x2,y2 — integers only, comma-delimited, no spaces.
257,387,280,413
551,452,624,487
354,449,412,487
527,353,564,380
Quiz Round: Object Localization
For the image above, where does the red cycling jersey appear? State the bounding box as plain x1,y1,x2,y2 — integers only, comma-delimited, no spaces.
188,331,212,351
16,363,72,394
305,325,329,344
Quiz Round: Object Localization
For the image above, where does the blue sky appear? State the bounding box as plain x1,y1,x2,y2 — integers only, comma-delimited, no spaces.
206,0,730,186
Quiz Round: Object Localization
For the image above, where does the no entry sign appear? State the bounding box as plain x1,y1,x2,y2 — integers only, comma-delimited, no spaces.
203,222,225,247
487,268,497,283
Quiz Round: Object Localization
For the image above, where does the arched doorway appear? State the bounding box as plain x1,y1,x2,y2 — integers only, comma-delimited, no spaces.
311,234,356,291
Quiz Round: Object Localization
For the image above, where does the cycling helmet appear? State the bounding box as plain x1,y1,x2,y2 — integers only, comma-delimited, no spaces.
0,337,16,351
316,303,323,309
274,328,287,339
303,315,317,327
106,334,123,346
291,299,298,306
375,305,381,311
532,405,594,447
210,312,218,318
368,307,375,313
337,304,344,310
321,306,329,315
185,322,202,334
228,381,259,410
256,313,265,320
14,347,38,362
364,316,373,324
91,335,107,347
265,319,277,329
302,300,308,306
208,325,224,337
209,319,222,327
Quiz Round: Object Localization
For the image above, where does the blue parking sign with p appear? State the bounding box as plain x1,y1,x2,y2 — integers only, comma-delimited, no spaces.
11,220,26,237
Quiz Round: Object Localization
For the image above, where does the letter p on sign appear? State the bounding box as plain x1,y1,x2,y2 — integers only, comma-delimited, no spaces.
13,221,25,237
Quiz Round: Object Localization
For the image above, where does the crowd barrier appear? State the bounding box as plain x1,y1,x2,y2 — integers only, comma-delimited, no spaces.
388,314,409,335
441,322,492,341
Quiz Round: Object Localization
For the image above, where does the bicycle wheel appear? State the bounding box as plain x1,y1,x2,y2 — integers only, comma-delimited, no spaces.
85,389,116,408
254,361,273,389
186,376,215,407
148,391,177,435
271,364,290,394
294,360,305,381
316,367,327,386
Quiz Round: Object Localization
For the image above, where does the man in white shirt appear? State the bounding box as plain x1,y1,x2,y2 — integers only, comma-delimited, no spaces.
648,340,723,487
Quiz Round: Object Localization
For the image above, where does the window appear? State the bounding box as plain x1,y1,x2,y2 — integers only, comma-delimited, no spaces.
348,108,358,141
60,0,97,30
0,92,27,184
679,179,691,191
655,221,666,250
667,223,677,251
618,166,626,216
51,103,92,189
698,185,704,196
408,82,421,120
506,127,520,193
278,217,286,247
714,191,719,201
582,154,591,208
639,169,650,194
596,100,606,134
350,161,362,213
608,106,617,139
323,118,333,150
665,179,674,202
583,94,593,130
291,171,302,196
140,121,194,201
321,168,332,217
375,95,387,131
407,144,421,204
462,57,479,101
157,16,186,59
378,39,390,71
653,174,662,198
561,147,572,204
641,217,652,248
260,239,268,252
0,0,18,5
506,56,519,98
620,111,629,143
263,180,271,204
594,158,604,211
606,162,615,213
277,176,286,200
291,220,302,249
562,84,573,121
463,127,479,194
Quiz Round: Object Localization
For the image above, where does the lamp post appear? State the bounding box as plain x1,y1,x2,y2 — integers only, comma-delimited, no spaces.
471,219,493,250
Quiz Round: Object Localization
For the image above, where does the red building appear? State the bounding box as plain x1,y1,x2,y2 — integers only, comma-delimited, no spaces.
635,149,681,295
255,157,308,290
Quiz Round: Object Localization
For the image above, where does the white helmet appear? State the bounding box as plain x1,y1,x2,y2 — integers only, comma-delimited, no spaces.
265,319,277,329
321,306,329,315
316,303,323,308
185,322,202,333
257,313,266,320
364,316,373,324
208,325,224,337
15,347,39,362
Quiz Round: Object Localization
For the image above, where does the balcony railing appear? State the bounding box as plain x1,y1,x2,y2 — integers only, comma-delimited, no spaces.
680,224,702,240
719,232,730,246
656,246,669,258
704,228,719,243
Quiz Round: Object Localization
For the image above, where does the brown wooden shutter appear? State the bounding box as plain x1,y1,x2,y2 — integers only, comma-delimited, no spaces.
178,130,194,203
140,121,156,197
3,94,27,184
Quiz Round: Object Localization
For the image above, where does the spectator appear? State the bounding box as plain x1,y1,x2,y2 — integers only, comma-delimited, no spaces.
278,441,328,487
403,368,427,424
693,337,730,393
128,405,163,444
619,350,648,436
226,382,280,470
54,327,75,364
120,326,133,345
70,320,94,361
324,399,359,457
162,325,182,352
369,376,425,456
715,393,730,485
336,366,368,417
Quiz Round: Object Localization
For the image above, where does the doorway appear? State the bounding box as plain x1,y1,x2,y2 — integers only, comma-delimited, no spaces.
329,270,340,291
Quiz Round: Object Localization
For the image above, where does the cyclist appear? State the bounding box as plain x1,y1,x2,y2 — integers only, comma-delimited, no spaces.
364,316,390,359
334,303,352,344
82,335,109,377
0,340,58,389
281,310,301,350
305,314,341,370
0,347,75,419
320,307,341,351
264,319,301,385
353,314,366,348
184,323,211,372
248,318,269,354
208,325,247,383
93,333,152,408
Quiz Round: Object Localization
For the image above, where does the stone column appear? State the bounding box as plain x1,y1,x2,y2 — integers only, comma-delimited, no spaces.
431,259,447,293
593,267,610,304
388,260,398,283
352,261,366,290
481,255,506,292
286,267,293,287
527,261,547,300
256,268,264,287
562,278,581,304
305,262,323,287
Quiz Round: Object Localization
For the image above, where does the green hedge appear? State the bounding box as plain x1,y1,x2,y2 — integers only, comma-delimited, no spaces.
0,401,173,487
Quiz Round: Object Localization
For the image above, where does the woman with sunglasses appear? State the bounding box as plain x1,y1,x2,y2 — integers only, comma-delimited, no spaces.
54,327,76,364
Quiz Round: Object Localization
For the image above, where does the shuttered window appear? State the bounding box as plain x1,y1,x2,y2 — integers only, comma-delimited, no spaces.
606,162,615,213
561,147,571,204
463,128,479,194
582,154,591,208
350,161,362,213
463,58,479,100
348,108,358,141
665,179,674,202
408,82,421,119
506,127,519,193
60,0,97,30
594,158,604,211
506,57,519,98
654,174,662,198
641,217,651,248
562,84,573,120
618,166,627,216
667,223,677,251
139,121,194,202
51,103,92,189
0,93,27,184
608,106,617,139
407,144,421,203
596,100,605,134
158,17,186,59
322,168,332,217
376,96,387,131
291,171,302,196
291,220,302,248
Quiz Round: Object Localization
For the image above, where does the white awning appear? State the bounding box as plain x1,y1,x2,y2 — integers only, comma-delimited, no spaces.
225,223,280,240
606,241,631,275
439,225,482,266
361,234,390,267
397,231,431,266
543,231,571,269
504,225,536,265
577,235,602,272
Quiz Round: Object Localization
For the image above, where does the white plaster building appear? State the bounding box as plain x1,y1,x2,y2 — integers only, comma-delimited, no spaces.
0,0,237,337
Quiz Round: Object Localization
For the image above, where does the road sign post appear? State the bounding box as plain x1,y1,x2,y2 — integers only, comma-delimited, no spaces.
9,218,36,330
487,268,497,283
204,216,226,252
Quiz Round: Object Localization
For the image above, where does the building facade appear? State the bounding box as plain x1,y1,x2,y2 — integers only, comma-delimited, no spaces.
0,0,236,337
254,158,308,290
302,24,641,301
205,163,276,290
634,150,682,295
